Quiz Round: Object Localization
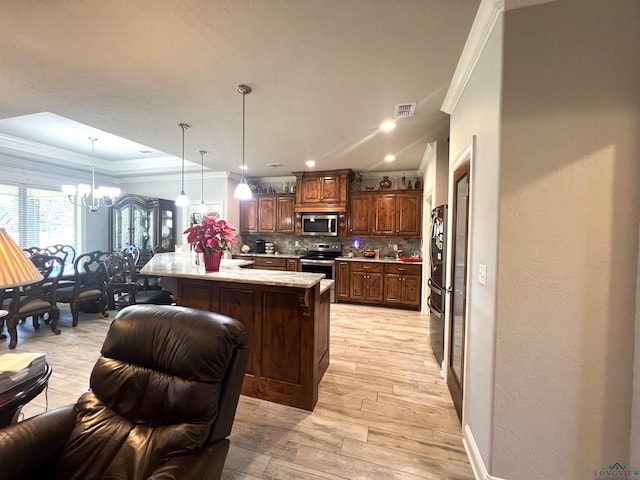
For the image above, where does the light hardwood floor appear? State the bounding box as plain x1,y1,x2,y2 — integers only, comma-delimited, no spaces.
11,303,473,479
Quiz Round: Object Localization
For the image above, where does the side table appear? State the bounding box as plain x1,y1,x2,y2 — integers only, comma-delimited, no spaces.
0,363,52,427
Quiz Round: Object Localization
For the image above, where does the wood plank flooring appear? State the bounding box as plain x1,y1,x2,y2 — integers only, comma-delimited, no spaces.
10,303,473,479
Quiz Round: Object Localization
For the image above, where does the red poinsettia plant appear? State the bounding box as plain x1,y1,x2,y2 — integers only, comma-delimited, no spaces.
183,217,238,256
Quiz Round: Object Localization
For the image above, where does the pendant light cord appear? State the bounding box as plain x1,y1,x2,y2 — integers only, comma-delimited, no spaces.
241,91,246,181
200,150,206,202
181,125,186,191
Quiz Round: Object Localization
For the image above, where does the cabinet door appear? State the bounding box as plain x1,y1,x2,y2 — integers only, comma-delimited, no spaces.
384,273,403,304
132,204,153,250
320,176,340,203
157,200,176,251
402,275,421,306
350,271,367,301
277,196,295,233
366,273,384,302
240,199,258,233
373,194,396,235
112,206,130,250
258,197,277,232
396,192,422,237
300,177,322,204
349,194,372,235
286,258,299,271
335,261,351,300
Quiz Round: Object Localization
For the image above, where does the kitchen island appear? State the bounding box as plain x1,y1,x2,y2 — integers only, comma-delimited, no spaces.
141,252,332,411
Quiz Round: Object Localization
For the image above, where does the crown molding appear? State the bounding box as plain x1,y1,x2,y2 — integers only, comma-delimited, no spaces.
441,0,504,114
418,142,437,175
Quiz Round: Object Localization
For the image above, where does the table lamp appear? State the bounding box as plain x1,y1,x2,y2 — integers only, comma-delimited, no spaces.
0,228,43,292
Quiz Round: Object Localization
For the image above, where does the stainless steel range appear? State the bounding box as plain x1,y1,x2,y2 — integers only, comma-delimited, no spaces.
299,243,341,303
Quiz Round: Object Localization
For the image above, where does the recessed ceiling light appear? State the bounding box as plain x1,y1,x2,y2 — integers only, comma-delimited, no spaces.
305,159,316,167
380,120,396,132
384,154,396,162
239,165,248,170
139,149,153,154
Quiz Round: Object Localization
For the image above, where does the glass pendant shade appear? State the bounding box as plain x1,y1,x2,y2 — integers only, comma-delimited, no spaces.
197,201,208,214
234,181,252,200
175,190,189,207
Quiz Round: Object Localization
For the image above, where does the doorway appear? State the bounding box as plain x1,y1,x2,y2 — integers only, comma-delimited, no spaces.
447,159,470,420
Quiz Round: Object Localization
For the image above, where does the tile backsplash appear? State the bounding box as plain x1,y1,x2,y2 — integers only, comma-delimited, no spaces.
238,234,423,259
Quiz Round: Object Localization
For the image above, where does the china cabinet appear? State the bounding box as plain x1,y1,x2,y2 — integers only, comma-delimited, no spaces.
109,194,176,253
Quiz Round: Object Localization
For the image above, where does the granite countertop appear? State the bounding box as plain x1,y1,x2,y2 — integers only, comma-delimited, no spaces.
141,253,325,289
233,253,303,259
319,279,334,295
335,256,422,264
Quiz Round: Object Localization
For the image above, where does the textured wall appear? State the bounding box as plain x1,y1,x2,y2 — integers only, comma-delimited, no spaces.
493,2,640,477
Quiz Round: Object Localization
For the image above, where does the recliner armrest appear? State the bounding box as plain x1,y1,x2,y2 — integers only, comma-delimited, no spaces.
148,439,230,480
0,405,77,480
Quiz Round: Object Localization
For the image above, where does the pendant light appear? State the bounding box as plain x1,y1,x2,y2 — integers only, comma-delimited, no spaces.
175,123,190,207
234,84,253,200
197,150,208,214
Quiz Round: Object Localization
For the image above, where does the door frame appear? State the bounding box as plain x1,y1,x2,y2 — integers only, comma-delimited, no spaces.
444,137,475,427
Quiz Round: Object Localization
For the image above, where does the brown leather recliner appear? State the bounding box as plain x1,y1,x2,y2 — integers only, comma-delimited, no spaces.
0,305,250,480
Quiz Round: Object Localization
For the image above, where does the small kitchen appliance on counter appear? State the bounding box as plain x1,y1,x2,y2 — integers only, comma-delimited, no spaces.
255,239,266,254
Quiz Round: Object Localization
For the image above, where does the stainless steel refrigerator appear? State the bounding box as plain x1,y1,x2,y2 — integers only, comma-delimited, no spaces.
427,204,447,367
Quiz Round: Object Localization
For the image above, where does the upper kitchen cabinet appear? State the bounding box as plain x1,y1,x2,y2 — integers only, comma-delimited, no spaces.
109,194,176,252
292,169,353,213
348,190,422,237
239,194,295,234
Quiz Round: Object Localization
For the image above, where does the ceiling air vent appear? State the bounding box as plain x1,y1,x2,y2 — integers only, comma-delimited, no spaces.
394,102,416,119
266,162,285,168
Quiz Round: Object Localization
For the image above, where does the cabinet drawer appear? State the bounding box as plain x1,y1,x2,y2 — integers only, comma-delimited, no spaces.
253,256,288,270
350,262,384,274
385,263,421,275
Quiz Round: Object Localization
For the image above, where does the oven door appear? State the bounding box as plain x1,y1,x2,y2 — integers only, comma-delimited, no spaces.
300,259,336,302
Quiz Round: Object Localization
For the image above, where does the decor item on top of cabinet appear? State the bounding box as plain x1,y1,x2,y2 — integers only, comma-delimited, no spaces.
183,217,238,272
379,176,392,190
353,173,363,191
414,177,422,190
401,173,406,189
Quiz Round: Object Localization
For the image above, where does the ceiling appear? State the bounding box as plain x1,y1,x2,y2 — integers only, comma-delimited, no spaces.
0,0,480,179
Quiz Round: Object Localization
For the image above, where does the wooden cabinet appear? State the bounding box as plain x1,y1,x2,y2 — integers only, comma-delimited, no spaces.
239,194,295,234
384,263,422,307
349,262,384,303
253,256,288,271
336,260,421,310
109,194,176,252
239,198,258,233
335,260,351,301
286,258,299,271
292,169,353,213
277,196,295,233
348,190,422,237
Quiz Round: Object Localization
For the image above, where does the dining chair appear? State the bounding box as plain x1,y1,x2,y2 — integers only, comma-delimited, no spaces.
5,254,63,349
56,250,109,327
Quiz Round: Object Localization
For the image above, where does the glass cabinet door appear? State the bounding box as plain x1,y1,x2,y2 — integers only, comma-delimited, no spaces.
159,206,174,250
113,207,130,250
132,204,153,250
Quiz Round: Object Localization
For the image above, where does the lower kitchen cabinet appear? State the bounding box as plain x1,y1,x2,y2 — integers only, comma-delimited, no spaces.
350,262,384,303
383,263,422,307
233,255,299,272
336,260,421,310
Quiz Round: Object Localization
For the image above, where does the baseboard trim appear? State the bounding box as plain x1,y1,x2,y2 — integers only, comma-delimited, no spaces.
463,423,506,480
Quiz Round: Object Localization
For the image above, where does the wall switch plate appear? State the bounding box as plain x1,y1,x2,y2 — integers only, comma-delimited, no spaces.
478,264,487,285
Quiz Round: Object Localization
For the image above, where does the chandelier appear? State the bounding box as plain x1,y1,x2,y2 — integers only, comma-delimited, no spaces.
61,137,121,212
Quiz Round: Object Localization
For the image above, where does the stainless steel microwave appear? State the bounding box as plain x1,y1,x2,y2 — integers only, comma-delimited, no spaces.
301,214,338,236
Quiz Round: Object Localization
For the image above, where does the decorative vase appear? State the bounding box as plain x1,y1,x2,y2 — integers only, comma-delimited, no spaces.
379,176,392,190
202,250,223,272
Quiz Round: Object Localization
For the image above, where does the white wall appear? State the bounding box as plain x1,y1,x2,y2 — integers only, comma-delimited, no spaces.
493,2,640,478
448,13,503,472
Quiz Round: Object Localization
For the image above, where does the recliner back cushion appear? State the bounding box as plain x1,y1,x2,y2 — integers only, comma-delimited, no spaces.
54,305,248,480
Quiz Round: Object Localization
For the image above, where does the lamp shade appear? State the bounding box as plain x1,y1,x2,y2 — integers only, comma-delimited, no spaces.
0,228,44,289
